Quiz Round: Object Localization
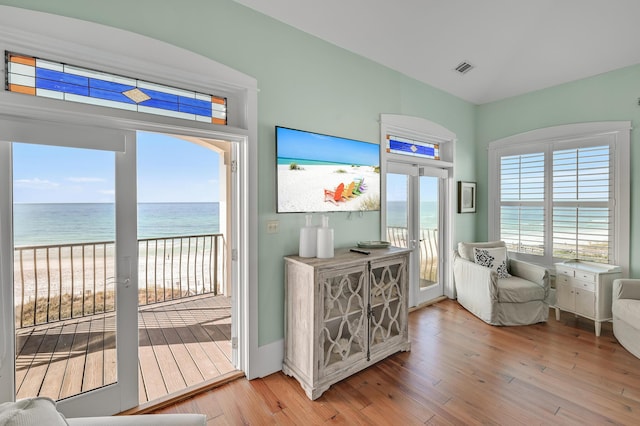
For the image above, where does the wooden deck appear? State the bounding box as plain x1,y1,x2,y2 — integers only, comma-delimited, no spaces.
15,293,233,404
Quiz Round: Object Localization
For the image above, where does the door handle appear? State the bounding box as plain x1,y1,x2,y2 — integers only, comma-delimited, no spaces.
120,256,131,288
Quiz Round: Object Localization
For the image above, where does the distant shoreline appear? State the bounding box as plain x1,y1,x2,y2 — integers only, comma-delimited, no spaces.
13,202,221,247
277,156,376,167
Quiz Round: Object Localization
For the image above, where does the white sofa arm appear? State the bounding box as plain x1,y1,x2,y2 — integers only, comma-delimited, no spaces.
453,254,498,301
453,252,499,324
613,279,640,301
508,259,549,294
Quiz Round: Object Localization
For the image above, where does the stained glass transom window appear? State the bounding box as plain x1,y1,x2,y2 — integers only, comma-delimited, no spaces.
5,52,227,125
385,134,440,160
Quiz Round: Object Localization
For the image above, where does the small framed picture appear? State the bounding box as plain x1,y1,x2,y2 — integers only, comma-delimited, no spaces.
457,181,476,213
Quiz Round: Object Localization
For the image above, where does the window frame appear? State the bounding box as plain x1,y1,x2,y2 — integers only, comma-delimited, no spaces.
488,122,631,275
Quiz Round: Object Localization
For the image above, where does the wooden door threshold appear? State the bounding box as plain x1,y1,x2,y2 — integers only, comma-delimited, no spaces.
409,295,447,312
118,370,245,416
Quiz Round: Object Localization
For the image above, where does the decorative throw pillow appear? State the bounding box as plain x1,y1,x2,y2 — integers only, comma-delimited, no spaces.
473,247,511,278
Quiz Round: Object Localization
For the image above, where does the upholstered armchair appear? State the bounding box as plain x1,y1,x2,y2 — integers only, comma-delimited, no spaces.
612,279,640,358
453,241,551,326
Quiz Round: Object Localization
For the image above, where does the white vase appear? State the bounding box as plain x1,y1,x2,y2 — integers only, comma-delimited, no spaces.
298,214,317,257
316,215,334,258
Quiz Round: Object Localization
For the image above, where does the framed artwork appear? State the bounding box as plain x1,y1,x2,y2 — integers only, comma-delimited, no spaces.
457,181,476,213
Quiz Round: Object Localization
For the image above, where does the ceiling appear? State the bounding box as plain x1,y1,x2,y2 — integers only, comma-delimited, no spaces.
234,0,640,105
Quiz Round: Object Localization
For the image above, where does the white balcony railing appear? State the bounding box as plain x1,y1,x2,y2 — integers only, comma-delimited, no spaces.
387,227,438,284
13,234,226,328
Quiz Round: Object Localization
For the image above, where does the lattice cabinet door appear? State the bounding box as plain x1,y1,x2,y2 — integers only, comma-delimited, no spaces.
318,265,367,377
368,255,408,356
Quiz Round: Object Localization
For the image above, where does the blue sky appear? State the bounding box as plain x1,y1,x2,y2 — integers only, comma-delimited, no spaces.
386,174,438,202
277,127,379,166
12,131,220,203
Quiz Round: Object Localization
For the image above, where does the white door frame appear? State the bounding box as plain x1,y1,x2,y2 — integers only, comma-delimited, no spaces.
380,114,456,300
0,114,249,416
0,6,259,410
0,141,15,403
0,121,139,416
386,162,447,307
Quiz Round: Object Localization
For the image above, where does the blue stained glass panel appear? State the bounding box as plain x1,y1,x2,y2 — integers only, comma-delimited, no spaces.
389,139,436,158
8,51,227,125
36,68,88,87
89,88,136,103
140,98,180,111
179,97,212,115
179,104,211,116
36,78,89,96
140,88,177,103
89,78,134,93
179,96,210,108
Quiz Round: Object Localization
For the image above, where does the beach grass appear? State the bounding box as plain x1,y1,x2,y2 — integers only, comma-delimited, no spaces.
16,288,202,328
358,195,380,211
289,162,303,170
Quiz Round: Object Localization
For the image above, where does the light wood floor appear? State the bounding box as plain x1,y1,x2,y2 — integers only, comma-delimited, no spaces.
153,299,640,425
16,293,233,404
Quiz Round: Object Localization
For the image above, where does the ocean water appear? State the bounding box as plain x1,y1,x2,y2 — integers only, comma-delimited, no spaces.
13,202,220,247
278,156,356,166
14,201,436,247
387,201,439,229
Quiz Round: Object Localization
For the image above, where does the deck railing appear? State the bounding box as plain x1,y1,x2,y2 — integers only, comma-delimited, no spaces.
13,233,226,328
387,227,439,283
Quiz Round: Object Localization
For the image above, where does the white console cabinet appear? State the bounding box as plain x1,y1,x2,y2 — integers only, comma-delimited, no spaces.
554,260,622,336
283,247,411,400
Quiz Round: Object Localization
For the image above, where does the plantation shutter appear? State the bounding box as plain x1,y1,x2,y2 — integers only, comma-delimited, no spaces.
552,145,611,262
489,122,629,272
499,152,545,255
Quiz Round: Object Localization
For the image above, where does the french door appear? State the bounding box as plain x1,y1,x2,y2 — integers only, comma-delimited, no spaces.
386,162,445,307
0,119,138,416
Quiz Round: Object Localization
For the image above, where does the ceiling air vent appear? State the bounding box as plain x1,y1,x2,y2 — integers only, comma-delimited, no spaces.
454,61,474,75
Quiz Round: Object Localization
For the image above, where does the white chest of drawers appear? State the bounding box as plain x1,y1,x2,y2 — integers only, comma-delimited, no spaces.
554,260,622,336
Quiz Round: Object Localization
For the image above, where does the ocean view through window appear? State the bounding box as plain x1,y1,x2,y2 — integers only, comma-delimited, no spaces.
13,202,220,247
488,122,630,271
12,133,225,316
10,135,230,404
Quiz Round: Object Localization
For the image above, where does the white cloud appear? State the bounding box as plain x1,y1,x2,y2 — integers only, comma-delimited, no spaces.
66,177,106,183
14,178,60,189
99,190,115,196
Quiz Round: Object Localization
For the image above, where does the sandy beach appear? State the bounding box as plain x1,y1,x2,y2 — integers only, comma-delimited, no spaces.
12,238,223,307
278,164,380,212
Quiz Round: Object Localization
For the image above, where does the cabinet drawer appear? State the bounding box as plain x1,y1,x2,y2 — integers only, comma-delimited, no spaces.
556,268,574,278
575,271,596,283
556,275,570,286
576,280,595,292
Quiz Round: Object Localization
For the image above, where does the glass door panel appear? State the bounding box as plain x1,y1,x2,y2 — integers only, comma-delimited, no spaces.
385,163,443,307
0,121,137,417
386,173,409,250
320,266,366,375
12,143,117,401
419,176,440,293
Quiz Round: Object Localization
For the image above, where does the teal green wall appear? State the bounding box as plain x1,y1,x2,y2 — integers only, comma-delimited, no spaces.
476,64,640,276
0,0,476,346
